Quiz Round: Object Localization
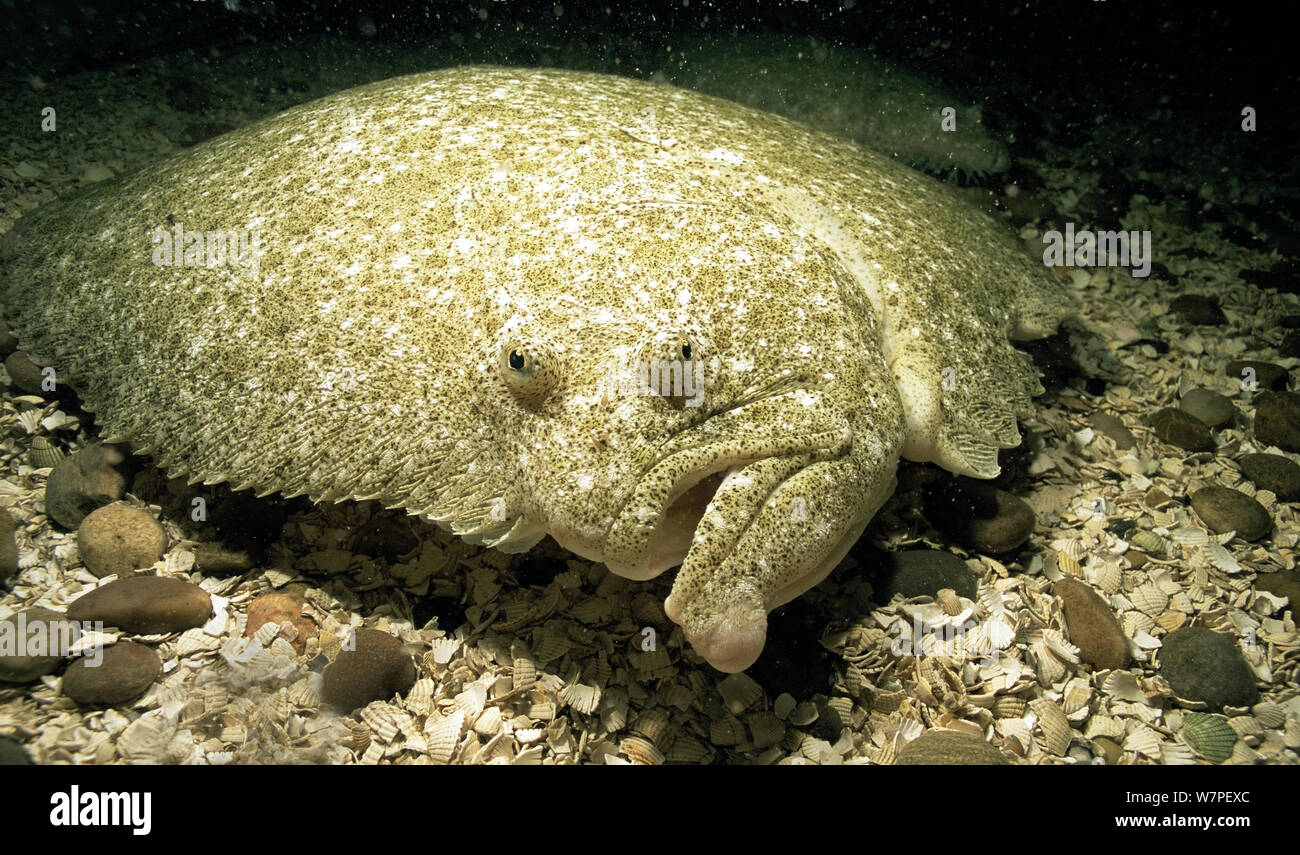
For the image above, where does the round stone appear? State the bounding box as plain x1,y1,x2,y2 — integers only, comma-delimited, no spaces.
1088,412,1136,450
870,548,979,604
1190,486,1272,541
67,575,213,635
1253,391,1300,452
1054,578,1130,671
61,641,161,705
1168,294,1226,326
1150,407,1214,452
1237,453,1300,500
1227,360,1289,392
1159,627,1259,711
0,607,72,682
1179,387,1236,430
77,503,167,578
0,508,17,582
245,591,316,654
925,478,1036,555
0,736,32,765
4,351,46,393
44,443,127,529
896,730,1009,765
321,628,415,713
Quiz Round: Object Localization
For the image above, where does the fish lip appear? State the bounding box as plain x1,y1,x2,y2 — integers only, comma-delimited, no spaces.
601,425,852,579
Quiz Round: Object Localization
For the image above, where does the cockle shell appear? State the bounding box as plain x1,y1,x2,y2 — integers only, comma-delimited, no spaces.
27,436,64,469
1029,698,1072,756
2,66,1074,673
1181,712,1237,764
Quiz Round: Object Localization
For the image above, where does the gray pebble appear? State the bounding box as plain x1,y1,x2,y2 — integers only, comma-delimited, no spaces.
1227,360,1289,391
1190,486,1273,541
1159,627,1259,711
0,736,32,765
1253,391,1300,452
44,443,127,529
61,642,161,705
3,352,45,394
321,627,415,713
1179,387,1236,430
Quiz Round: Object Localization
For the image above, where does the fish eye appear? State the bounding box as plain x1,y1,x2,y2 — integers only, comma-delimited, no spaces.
635,330,705,409
497,338,557,405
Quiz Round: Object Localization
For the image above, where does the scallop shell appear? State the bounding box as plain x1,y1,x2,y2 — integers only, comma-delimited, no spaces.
511,644,537,690
1128,582,1168,616
709,716,746,746
717,672,763,714
1159,742,1198,765
1084,714,1125,740
1154,610,1187,632
473,706,503,737
620,735,665,765
27,436,63,469
403,677,435,714
1251,702,1286,729
665,735,713,764
1029,699,1072,756
1127,530,1166,557
1121,610,1156,636
1169,527,1209,547
1182,712,1237,763
287,677,320,708
1031,641,1066,686
424,711,465,765
427,636,460,666
1055,550,1085,579
632,707,673,746
1061,678,1094,716
360,703,408,744
1124,725,1164,759
992,696,1027,718
17,409,42,435
747,711,785,749
560,681,601,715
1226,715,1262,739
1088,559,1123,595
936,588,964,616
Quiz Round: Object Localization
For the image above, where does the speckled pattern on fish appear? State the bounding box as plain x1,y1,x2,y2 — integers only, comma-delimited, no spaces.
2,66,1074,672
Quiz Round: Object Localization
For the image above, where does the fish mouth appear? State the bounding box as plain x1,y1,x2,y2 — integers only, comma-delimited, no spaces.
600,426,853,580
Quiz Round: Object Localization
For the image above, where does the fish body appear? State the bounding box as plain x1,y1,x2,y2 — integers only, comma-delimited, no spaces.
3,66,1072,672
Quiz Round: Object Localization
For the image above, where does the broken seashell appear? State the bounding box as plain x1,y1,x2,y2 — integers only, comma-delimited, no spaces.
425,711,465,764
717,672,763,714
1127,529,1167,557
1029,698,1072,756
935,588,964,616
992,696,1027,719
1124,725,1164,759
620,735,665,765
1251,702,1286,729
1128,582,1168,616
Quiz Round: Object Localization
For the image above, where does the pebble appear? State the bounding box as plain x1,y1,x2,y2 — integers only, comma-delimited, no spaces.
67,575,213,634
44,443,128,529
1159,627,1260,711
61,642,161,705
1150,407,1214,452
1168,294,1227,325
76,503,167,578
0,736,32,765
1178,387,1236,430
1253,391,1300,451
320,627,415,713
0,607,70,682
1280,330,1300,359
1254,570,1300,610
1190,486,1273,541
192,543,253,573
245,591,316,654
895,730,1009,765
1237,453,1300,500
1088,412,1136,450
870,548,979,604
0,508,17,581
351,516,420,562
924,478,1036,554
1054,578,1131,671
4,351,45,394
1226,359,1289,391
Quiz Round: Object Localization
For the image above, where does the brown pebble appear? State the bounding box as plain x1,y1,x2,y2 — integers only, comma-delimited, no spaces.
321,627,415,713
62,642,160,705
44,443,127,529
1150,407,1214,452
0,508,17,581
1190,486,1273,541
4,351,46,394
1055,577,1130,671
0,607,71,682
896,730,1009,765
1088,412,1136,450
192,542,253,573
76,503,167,578
67,575,212,634
1253,391,1300,452
245,591,315,654
1227,360,1289,392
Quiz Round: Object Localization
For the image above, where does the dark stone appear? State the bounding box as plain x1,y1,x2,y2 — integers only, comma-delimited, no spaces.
896,730,1009,765
351,515,420,562
1159,627,1259,711
1089,412,1136,450
924,478,1035,554
1280,330,1300,359
1254,570,1300,611
0,508,17,581
1190,486,1272,541
67,575,213,634
1238,453,1300,501
1254,391,1300,451
44,443,128,529
1178,388,1236,430
62,642,161,705
1150,407,1214,452
1055,578,1130,671
0,607,71,682
321,627,416,713
1227,360,1289,391
1169,294,1227,326
746,597,835,701
0,736,32,765
191,543,253,573
4,352,46,393
870,549,979,604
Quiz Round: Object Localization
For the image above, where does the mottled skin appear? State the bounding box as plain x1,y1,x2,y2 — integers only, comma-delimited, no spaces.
3,67,1073,672
669,34,1011,178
